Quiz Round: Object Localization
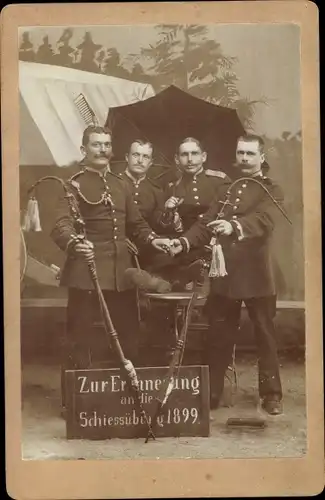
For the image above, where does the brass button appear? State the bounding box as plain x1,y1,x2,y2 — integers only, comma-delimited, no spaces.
232,215,238,219
233,206,238,210
113,218,117,222
135,192,139,196
114,227,117,231
235,198,240,202
196,202,200,205
114,236,117,240
134,201,138,204
238,190,242,194
193,187,198,192
242,183,247,188
194,196,199,200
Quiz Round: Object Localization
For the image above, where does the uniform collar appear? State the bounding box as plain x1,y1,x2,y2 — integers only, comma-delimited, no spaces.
82,163,111,177
181,167,204,181
125,168,146,186
251,170,263,178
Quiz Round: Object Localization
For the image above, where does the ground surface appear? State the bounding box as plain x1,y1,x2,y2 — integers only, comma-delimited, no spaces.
21,355,306,460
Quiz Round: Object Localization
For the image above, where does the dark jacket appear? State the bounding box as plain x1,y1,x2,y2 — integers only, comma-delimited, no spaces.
118,170,166,234
160,168,231,234
183,174,285,299
51,166,157,291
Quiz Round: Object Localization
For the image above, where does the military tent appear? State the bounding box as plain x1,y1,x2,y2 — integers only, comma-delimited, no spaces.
19,61,156,167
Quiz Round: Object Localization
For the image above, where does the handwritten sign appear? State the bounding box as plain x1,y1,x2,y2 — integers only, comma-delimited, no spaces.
65,365,210,440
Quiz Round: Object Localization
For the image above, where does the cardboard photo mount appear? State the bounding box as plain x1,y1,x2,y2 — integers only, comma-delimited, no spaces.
1,2,323,499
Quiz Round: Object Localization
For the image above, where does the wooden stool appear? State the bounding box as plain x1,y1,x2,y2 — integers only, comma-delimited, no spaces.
143,291,207,363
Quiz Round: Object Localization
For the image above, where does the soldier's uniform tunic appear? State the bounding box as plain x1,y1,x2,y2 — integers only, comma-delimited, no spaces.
51,165,158,371
151,167,231,276
183,173,284,404
118,169,167,269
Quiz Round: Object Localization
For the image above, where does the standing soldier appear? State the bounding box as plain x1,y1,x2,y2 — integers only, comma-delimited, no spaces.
171,134,286,415
50,125,171,409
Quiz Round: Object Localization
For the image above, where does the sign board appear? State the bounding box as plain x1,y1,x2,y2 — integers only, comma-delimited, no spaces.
65,365,210,440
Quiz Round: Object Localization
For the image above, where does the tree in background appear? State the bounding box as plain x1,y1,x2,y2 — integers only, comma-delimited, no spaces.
18,25,267,128
75,31,102,73
52,28,76,68
128,24,268,128
36,36,54,64
101,47,132,79
19,31,35,62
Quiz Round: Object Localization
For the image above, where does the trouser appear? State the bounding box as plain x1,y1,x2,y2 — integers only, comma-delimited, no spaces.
204,294,282,402
143,248,206,281
61,288,140,406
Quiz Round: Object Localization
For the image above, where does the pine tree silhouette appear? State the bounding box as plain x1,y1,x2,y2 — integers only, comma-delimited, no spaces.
53,28,76,67
102,48,131,79
36,35,54,64
75,31,102,73
135,24,268,128
19,31,35,62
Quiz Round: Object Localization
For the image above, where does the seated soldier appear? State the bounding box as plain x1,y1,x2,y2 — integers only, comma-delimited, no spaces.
125,137,231,293
121,139,209,292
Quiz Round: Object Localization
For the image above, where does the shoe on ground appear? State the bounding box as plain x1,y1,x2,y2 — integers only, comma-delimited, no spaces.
261,396,283,415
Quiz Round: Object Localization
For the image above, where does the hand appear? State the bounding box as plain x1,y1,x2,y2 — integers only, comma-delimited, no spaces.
165,196,184,210
72,239,95,261
206,219,234,236
151,238,172,254
169,239,183,256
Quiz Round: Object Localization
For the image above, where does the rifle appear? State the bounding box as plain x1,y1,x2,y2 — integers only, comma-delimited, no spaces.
23,175,155,441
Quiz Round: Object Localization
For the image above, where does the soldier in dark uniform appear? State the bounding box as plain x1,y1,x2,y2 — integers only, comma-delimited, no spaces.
171,134,285,415
118,140,167,270
51,125,172,380
149,137,231,284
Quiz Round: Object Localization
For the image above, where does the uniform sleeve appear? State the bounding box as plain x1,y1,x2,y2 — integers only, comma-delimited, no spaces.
50,188,78,252
124,183,158,245
182,200,220,248
147,186,170,234
229,183,284,241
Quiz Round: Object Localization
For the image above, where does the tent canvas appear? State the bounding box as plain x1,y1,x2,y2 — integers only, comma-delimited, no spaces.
19,61,156,167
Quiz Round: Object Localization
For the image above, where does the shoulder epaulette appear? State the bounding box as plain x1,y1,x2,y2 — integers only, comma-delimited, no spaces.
205,169,227,179
68,169,86,186
106,170,125,180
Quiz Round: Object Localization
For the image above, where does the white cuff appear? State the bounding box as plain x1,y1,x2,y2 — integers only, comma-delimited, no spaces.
231,220,244,241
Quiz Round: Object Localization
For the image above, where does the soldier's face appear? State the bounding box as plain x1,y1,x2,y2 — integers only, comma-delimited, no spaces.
236,140,265,175
176,142,207,175
126,143,153,176
81,133,112,167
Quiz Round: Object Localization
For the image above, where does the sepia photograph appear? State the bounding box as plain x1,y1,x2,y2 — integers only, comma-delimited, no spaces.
2,2,323,499
19,20,306,460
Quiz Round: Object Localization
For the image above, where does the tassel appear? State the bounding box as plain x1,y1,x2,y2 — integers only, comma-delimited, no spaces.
209,236,227,278
22,198,42,232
